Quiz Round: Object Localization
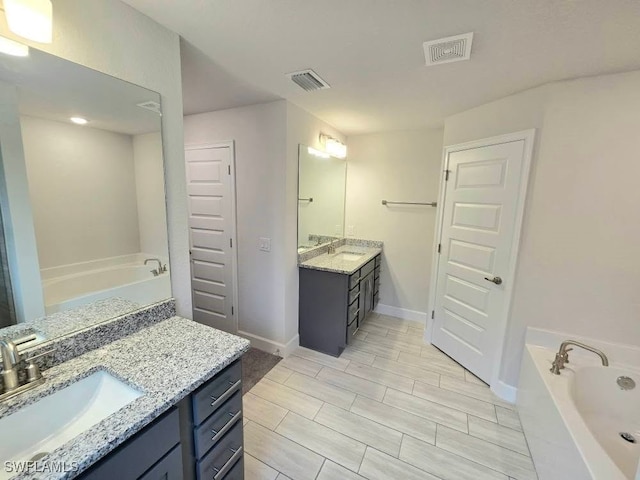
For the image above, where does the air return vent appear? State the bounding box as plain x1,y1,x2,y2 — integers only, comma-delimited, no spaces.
287,69,330,92
136,101,162,115
423,32,474,66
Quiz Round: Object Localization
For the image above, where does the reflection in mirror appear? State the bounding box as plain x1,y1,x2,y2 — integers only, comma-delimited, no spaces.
297,144,347,252
0,47,171,340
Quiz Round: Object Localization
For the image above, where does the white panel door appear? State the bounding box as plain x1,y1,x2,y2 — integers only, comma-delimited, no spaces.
432,139,528,382
185,145,236,333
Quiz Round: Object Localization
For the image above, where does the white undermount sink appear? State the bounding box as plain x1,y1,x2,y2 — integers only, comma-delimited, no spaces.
333,251,366,262
0,370,142,478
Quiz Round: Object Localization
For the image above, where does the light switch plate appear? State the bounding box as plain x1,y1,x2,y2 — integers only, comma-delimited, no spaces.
346,225,355,236
259,237,271,252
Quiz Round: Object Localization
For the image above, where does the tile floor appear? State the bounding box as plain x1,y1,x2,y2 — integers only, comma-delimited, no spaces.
242,313,538,480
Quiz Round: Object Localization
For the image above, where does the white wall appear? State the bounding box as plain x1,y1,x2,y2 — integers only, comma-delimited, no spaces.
184,101,289,345
0,0,191,317
21,116,141,268
344,129,443,319
134,132,169,258
443,70,640,387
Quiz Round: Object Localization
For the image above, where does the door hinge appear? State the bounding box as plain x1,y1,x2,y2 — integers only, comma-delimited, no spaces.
230,238,233,248
437,243,441,254
431,310,435,319
228,165,231,175
231,306,234,315
444,169,451,181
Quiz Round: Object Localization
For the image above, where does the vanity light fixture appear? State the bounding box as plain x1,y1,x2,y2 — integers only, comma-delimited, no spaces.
3,0,53,44
307,146,330,159
319,134,347,159
0,35,28,56
70,116,88,125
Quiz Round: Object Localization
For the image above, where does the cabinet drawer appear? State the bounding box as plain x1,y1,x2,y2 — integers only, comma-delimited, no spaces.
349,272,360,289
347,315,359,343
196,420,243,480
222,456,244,479
361,259,375,277
374,265,381,280
348,282,360,305
79,409,180,480
348,301,359,325
139,445,183,480
194,388,242,458
375,255,381,267
193,360,242,425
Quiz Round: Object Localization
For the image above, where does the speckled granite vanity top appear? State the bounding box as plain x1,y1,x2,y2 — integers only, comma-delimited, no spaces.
299,244,382,275
1,316,250,480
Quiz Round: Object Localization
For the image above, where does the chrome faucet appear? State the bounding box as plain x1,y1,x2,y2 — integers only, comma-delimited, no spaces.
145,258,166,276
1,339,55,402
550,340,609,375
0,339,20,391
327,239,337,254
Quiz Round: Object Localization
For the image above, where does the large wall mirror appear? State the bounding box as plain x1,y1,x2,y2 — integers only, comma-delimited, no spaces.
0,47,171,343
297,144,347,251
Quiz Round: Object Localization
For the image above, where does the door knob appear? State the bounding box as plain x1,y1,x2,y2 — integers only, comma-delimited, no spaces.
484,276,503,285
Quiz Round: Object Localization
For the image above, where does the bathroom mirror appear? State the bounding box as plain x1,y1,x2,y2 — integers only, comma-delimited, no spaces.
0,46,171,341
297,144,347,251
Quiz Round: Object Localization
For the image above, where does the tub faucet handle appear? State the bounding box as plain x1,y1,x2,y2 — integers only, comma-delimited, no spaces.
563,347,573,363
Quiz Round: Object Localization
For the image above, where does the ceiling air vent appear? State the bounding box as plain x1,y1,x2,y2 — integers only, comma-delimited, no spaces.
137,101,162,115
423,32,474,66
287,69,330,92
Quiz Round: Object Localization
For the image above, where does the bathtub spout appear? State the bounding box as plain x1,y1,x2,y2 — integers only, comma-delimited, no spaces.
550,340,609,374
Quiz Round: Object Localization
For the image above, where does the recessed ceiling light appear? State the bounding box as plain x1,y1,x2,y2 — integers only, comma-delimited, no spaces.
0,36,29,57
70,117,88,125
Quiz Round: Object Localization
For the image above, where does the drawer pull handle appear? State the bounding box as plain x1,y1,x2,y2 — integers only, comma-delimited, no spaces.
210,410,242,444
212,445,243,480
209,380,242,409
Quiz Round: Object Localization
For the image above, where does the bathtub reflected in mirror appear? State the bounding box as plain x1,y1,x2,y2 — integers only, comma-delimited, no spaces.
0,46,171,340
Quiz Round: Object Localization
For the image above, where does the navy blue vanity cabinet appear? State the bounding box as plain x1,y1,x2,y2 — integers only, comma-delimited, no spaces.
299,254,381,356
79,408,182,480
180,359,244,480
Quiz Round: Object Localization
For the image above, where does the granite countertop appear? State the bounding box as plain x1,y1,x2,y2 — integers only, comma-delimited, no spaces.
299,244,382,275
0,298,142,346
1,316,250,480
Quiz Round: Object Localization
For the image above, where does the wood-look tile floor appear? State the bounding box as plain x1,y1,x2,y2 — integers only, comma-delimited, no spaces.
242,313,538,480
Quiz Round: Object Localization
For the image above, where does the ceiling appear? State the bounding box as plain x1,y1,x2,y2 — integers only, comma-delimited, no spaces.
123,0,640,135
0,47,161,135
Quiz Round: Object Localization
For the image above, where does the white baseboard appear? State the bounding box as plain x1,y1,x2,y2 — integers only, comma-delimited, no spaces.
374,303,427,326
491,380,518,404
237,330,299,358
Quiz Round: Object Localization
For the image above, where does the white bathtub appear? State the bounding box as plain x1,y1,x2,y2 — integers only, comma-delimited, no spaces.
41,254,172,314
518,344,640,480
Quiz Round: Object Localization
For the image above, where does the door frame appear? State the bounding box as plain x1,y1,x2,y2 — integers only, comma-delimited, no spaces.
426,129,536,396
184,140,240,333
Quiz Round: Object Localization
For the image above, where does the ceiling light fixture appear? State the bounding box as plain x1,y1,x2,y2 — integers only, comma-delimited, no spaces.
320,134,347,159
70,117,88,125
0,36,29,56
307,146,330,159
3,0,53,44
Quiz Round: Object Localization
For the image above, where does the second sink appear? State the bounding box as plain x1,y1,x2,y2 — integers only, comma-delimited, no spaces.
333,251,366,262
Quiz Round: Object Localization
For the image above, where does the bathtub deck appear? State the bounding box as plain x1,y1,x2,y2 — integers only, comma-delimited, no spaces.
243,313,538,480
